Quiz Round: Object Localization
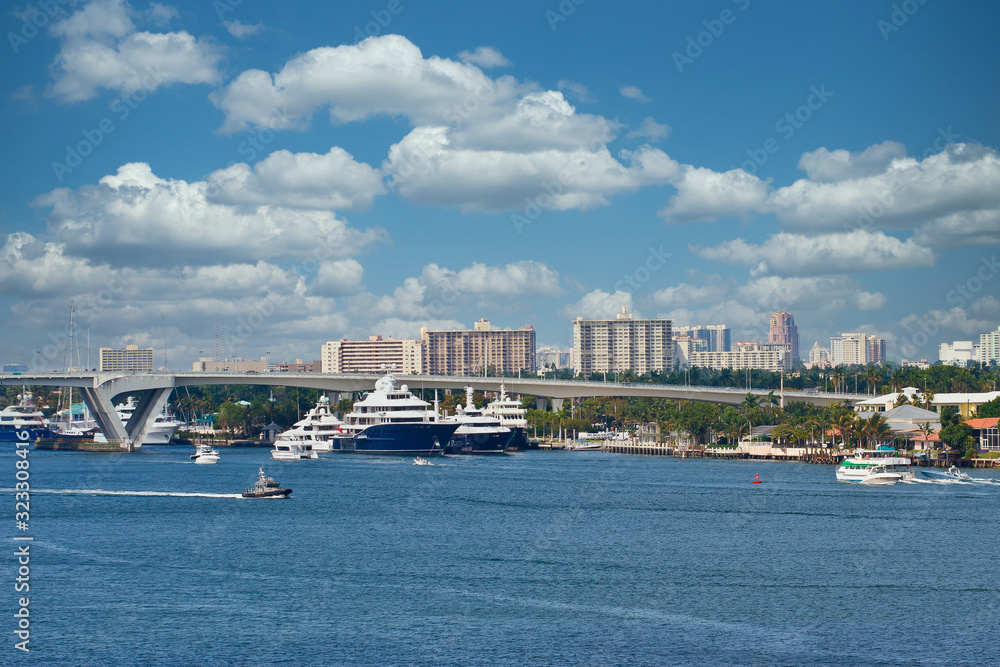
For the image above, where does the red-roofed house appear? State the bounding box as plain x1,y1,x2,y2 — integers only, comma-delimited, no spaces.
965,417,1000,452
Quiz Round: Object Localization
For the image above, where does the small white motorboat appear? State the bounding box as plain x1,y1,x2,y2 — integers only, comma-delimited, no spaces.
190,443,220,464
859,465,902,486
413,457,432,466
271,440,318,461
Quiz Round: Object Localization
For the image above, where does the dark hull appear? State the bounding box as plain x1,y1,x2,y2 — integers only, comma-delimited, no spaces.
35,437,124,452
340,422,459,455
504,428,530,451
242,488,292,498
447,429,513,455
2,428,53,443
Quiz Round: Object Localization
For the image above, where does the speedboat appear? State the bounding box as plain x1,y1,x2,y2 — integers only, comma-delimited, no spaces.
242,467,291,498
271,440,318,460
413,457,432,466
836,450,915,482
190,443,220,464
858,465,902,486
920,466,973,482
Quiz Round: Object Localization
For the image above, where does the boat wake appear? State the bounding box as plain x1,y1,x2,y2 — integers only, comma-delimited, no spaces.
3,488,242,499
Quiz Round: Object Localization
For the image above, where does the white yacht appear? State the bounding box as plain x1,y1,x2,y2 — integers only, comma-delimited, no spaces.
274,395,343,452
481,383,529,450
0,398,52,443
190,443,220,464
447,387,512,454
335,373,459,455
92,396,181,445
271,440,318,461
836,450,915,482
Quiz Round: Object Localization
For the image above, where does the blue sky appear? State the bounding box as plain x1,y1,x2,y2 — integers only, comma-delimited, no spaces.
2,0,998,369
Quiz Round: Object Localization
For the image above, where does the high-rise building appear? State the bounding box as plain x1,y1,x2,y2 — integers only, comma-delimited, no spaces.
673,334,708,369
980,326,1000,365
866,335,887,365
99,345,154,372
675,325,730,352
807,341,831,369
688,341,786,371
829,333,866,366
321,336,424,374
571,306,674,376
939,341,975,367
421,319,535,376
768,311,799,363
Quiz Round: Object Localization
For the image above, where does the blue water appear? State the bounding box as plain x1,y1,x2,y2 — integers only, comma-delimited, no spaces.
8,447,1000,666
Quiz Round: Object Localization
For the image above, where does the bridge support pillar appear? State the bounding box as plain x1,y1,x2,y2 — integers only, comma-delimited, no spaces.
78,387,128,444
535,398,548,411
124,388,173,445
550,398,564,413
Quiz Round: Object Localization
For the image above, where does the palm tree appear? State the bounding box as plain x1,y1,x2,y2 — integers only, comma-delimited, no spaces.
916,388,935,411
864,365,880,396
833,412,857,451
863,413,892,449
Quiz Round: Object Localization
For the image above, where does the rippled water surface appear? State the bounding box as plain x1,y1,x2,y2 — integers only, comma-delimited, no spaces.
10,446,1000,665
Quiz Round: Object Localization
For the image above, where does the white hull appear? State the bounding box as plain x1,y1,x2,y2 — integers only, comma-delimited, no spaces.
837,456,914,482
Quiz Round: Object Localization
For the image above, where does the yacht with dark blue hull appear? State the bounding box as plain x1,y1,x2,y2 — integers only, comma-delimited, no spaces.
336,373,459,455
1,400,52,443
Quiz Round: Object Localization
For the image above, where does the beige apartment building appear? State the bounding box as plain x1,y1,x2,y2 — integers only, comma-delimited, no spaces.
99,345,154,372
421,319,536,376
321,336,424,374
571,307,674,376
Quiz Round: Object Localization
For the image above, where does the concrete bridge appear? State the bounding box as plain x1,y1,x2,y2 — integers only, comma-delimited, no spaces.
0,371,863,447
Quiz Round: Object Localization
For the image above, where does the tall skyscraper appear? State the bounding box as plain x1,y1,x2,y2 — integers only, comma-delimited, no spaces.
768,311,799,363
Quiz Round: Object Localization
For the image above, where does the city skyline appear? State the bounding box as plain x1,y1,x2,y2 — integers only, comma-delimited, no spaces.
2,1,998,369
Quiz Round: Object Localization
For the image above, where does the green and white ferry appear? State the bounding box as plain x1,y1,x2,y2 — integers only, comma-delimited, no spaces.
836,448,915,482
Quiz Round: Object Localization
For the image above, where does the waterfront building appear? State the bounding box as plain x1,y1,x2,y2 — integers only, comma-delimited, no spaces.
939,341,976,367
421,319,535,376
321,336,424,374
966,417,999,452
688,341,786,372
855,387,920,413
571,307,673,376
768,311,799,363
99,345,154,372
979,326,1000,365
901,358,931,369
192,357,267,372
931,390,1000,420
674,325,730,352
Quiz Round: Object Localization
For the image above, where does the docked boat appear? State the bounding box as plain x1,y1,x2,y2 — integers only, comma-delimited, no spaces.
271,440,318,460
335,373,459,455
0,397,53,443
92,396,181,446
566,441,603,451
482,383,530,450
273,395,342,452
446,387,512,454
242,467,292,498
920,466,973,482
836,450,915,482
190,443,220,464
858,465,902,486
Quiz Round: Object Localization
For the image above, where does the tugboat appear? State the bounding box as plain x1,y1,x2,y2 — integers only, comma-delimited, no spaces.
242,467,292,498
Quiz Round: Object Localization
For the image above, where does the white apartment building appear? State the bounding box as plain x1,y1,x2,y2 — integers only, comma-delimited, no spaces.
572,306,674,376
980,326,1000,365
321,336,424,374
100,345,154,372
940,341,976,367
673,335,708,369
674,325,730,352
830,332,867,366
688,341,786,372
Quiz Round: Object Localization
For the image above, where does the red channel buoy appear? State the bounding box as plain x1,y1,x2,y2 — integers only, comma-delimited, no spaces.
753,473,762,484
